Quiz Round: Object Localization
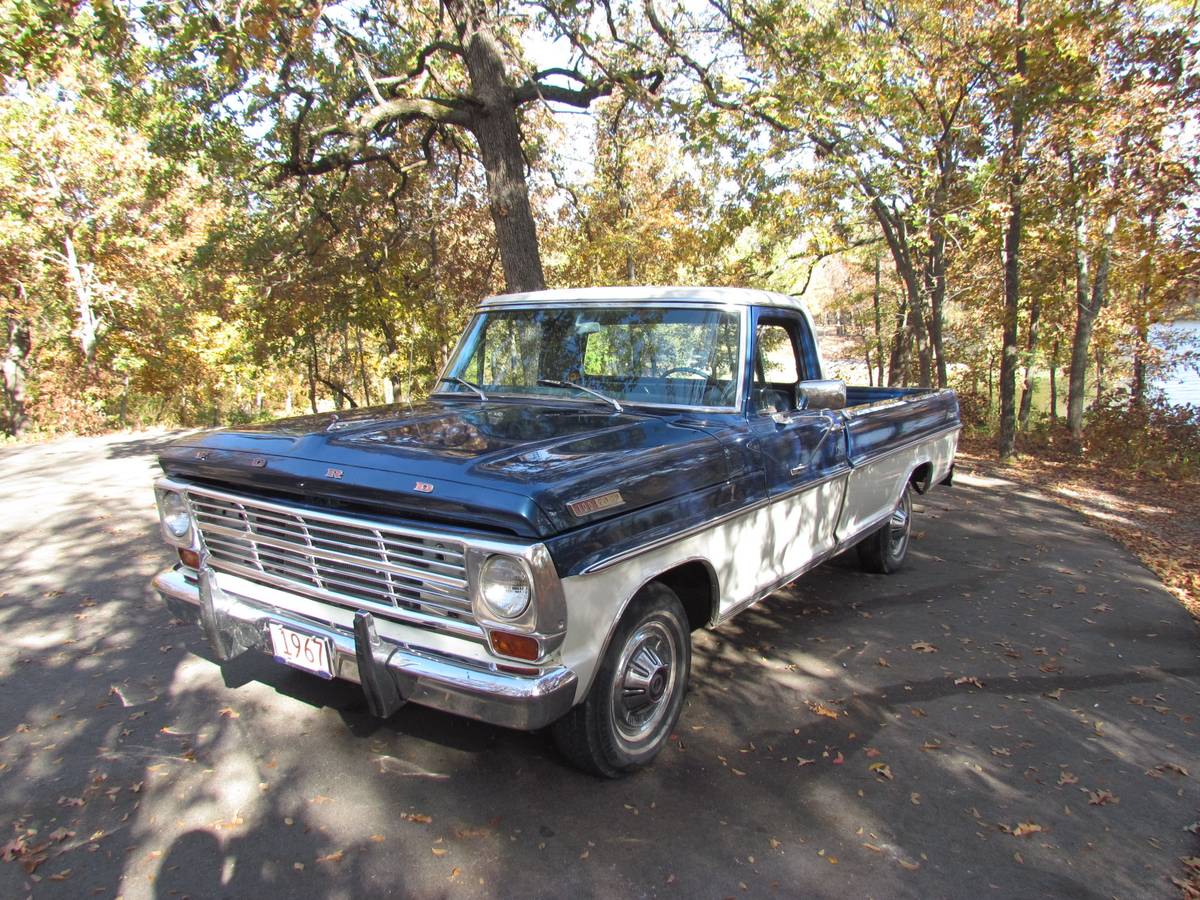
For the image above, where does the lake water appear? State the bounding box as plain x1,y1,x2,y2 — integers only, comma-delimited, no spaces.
1157,320,1200,408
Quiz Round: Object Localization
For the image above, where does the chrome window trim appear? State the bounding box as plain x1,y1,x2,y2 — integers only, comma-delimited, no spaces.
431,302,750,415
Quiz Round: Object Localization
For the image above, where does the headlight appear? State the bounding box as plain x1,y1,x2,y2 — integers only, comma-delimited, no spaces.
478,555,531,619
157,490,192,541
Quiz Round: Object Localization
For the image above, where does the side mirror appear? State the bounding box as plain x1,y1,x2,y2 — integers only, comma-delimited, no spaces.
795,379,847,411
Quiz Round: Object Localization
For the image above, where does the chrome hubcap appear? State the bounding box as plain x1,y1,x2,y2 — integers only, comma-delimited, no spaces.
611,621,678,746
889,491,911,558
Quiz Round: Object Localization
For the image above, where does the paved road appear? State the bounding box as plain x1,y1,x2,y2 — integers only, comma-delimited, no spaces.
0,431,1198,899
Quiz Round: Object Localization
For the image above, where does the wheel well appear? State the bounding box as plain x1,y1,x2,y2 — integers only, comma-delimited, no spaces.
909,461,933,494
647,561,717,632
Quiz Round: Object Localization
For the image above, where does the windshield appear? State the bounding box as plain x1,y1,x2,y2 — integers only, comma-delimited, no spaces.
438,305,744,410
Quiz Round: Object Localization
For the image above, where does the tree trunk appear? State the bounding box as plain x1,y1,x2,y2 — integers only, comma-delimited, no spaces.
356,328,372,407
1130,210,1157,408
887,295,909,386
450,0,545,293
1048,339,1059,423
1018,293,1041,431
318,376,358,409
2,308,30,436
872,255,885,387
307,336,319,414
998,0,1025,461
925,174,950,388
63,227,102,366
1067,210,1117,445
1131,320,1149,407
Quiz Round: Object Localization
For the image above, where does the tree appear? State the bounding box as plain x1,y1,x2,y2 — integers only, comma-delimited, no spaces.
81,0,663,293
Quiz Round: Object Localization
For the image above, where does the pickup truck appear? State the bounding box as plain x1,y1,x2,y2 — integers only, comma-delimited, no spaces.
152,286,959,776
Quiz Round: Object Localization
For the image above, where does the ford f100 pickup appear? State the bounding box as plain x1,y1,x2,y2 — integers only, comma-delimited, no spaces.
152,286,960,776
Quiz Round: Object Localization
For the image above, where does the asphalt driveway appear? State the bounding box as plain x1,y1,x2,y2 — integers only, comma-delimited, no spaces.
0,431,1197,898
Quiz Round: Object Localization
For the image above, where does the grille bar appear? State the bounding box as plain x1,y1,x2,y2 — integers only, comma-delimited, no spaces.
185,486,481,642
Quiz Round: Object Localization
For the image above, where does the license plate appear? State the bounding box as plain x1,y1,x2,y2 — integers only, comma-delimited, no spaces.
267,622,334,679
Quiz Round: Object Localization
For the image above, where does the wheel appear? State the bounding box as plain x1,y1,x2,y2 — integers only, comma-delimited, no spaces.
551,583,691,778
857,485,912,574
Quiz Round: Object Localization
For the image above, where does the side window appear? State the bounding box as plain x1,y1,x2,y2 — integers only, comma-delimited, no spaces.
756,324,799,384
751,319,804,415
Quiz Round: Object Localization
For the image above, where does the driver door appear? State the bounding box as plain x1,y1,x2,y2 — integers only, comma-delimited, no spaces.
748,315,850,590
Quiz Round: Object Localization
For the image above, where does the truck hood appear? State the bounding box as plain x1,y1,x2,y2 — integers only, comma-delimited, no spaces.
158,400,730,539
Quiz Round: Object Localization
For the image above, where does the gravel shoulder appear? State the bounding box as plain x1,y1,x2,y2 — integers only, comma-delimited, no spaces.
0,431,1198,898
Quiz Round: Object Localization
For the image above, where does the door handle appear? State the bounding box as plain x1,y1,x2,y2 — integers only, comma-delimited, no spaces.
790,415,845,475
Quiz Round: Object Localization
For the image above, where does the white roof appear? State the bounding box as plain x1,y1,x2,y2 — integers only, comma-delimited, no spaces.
481,285,811,313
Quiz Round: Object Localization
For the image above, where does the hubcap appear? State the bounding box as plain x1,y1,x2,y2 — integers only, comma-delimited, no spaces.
888,491,912,558
611,620,678,747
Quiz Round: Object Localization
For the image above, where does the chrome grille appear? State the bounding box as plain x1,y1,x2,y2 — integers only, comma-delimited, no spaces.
185,486,481,641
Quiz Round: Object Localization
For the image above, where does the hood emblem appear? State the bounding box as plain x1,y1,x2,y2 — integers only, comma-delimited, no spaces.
414,481,435,494
251,457,267,468
325,467,344,480
568,490,625,517
194,450,209,460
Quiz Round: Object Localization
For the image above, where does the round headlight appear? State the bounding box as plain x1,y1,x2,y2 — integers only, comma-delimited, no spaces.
479,556,531,619
159,491,192,539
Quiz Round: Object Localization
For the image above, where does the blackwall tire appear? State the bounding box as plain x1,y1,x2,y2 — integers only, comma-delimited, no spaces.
551,583,691,778
857,485,913,574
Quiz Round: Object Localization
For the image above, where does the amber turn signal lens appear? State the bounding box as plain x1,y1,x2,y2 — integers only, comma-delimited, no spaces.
489,630,539,661
178,548,200,569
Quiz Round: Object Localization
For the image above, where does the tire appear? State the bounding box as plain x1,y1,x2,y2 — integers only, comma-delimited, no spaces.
857,484,913,574
552,583,691,778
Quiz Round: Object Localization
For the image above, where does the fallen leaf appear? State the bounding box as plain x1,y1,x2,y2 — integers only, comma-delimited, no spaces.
1,838,26,861
769,838,781,849
897,858,920,871
910,641,938,653
48,869,71,881
954,676,985,689
877,657,891,667
865,747,881,758
920,739,943,752
731,768,747,777
431,848,448,858
1012,823,1043,837
370,834,385,843
1156,763,1189,777
1043,688,1064,700
1087,789,1119,806
218,707,240,719
868,762,894,781
1057,771,1078,786
316,850,344,864
831,752,844,765
910,792,921,805
807,701,840,720
450,866,461,878
400,813,432,824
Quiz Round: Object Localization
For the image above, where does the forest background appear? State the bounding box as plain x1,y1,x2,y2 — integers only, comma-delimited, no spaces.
1,0,1198,476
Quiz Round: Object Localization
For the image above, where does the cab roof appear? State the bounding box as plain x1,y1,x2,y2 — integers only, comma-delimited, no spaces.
480,285,812,314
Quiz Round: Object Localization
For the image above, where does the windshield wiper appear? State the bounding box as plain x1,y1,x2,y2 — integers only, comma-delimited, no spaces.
537,379,623,413
438,376,487,401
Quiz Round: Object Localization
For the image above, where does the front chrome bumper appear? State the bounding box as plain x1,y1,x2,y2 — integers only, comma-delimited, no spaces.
152,566,577,731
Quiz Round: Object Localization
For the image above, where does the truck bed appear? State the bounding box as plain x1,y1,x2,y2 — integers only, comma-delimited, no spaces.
840,385,960,468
